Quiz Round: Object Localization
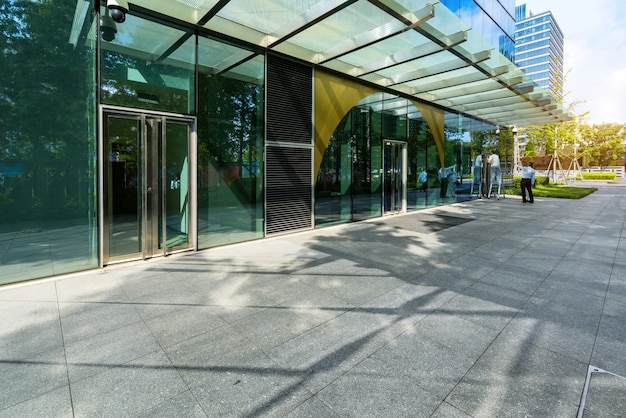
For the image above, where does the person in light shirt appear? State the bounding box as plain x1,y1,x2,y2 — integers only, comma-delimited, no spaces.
518,161,536,203
488,150,501,199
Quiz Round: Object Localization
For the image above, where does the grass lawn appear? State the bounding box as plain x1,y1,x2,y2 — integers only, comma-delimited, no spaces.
505,184,597,199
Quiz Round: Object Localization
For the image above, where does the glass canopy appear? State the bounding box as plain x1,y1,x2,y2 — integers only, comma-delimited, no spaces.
122,0,570,126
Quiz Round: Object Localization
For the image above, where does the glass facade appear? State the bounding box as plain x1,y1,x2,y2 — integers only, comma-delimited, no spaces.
196,38,265,248
439,0,516,60
315,93,492,227
1,0,562,285
0,0,98,284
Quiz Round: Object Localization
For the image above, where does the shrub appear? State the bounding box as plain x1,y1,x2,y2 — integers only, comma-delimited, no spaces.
578,172,617,180
512,175,549,188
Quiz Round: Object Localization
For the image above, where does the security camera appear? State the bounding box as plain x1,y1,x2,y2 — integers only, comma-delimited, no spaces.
107,0,129,23
100,10,117,42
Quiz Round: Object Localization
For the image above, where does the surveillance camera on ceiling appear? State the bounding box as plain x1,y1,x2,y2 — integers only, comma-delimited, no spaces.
100,10,117,42
107,0,129,23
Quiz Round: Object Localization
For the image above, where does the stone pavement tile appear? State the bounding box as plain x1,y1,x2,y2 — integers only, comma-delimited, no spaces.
358,281,448,325
316,357,441,418
478,268,543,295
163,323,262,387
116,269,187,302
70,350,187,418
295,259,406,306
55,271,129,303
64,321,161,383
532,280,606,315
267,317,395,394
411,312,501,360
602,294,626,319
523,239,573,258
446,334,586,417
135,390,207,418
445,252,500,281
500,253,560,281
0,300,63,360
370,329,478,400
552,257,614,281
231,306,320,352
59,301,143,344
581,371,626,417
190,353,313,417
282,396,338,417
275,279,354,325
502,297,600,363
436,283,528,332
144,304,228,348
567,241,620,261
0,386,72,418
591,316,626,378
544,270,611,299
429,402,472,418
0,346,68,411
416,269,474,297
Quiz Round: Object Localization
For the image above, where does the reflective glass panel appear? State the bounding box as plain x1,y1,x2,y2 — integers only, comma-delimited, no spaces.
99,9,196,114
315,112,353,226
197,37,264,248
0,1,97,284
165,122,190,249
106,116,142,258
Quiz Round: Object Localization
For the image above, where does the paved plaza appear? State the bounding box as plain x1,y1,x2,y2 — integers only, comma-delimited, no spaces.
1,183,625,417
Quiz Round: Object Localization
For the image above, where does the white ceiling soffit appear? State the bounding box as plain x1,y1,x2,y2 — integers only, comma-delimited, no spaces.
129,0,571,126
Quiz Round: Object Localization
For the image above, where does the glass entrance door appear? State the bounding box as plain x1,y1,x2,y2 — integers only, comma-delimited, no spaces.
103,111,193,264
383,141,407,215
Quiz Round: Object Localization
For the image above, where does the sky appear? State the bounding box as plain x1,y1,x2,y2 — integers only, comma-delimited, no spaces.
518,0,626,124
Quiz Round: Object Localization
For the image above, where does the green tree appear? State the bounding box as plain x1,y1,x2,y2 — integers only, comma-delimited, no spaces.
524,139,536,157
579,123,626,166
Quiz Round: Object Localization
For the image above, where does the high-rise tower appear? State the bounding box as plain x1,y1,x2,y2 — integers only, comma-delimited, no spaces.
514,4,565,99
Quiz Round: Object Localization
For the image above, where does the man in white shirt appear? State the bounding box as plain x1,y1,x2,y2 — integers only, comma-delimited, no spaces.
487,150,501,199
488,150,501,185
519,161,536,203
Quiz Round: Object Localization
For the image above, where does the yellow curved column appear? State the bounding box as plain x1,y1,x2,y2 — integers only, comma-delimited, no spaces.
314,70,447,183
314,71,378,181
409,99,445,170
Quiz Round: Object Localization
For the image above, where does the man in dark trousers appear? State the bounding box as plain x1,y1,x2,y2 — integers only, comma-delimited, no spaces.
519,161,536,203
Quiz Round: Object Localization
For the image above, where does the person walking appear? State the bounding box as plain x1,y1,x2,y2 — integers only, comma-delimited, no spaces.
519,161,536,203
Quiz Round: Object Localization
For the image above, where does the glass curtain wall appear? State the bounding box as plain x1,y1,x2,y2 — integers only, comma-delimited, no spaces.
317,93,472,226
99,10,196,114
407,112,431,210
196,37,264,248
353,104,383,221
0,0,97,284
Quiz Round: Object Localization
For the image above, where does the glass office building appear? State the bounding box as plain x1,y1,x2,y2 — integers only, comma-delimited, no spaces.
514,4,565,99
0,0,569,285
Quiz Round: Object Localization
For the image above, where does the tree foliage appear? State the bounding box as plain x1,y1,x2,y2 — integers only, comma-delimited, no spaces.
578,123,626,166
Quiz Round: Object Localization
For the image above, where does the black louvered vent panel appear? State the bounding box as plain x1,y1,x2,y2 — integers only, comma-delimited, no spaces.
266,54,312,145
266,146,312,235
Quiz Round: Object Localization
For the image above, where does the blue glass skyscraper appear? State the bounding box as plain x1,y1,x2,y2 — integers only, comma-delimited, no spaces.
514,4,565,99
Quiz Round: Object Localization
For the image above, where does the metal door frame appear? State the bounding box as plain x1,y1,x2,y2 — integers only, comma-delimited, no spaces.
99,105,197,267
383,140,407,215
